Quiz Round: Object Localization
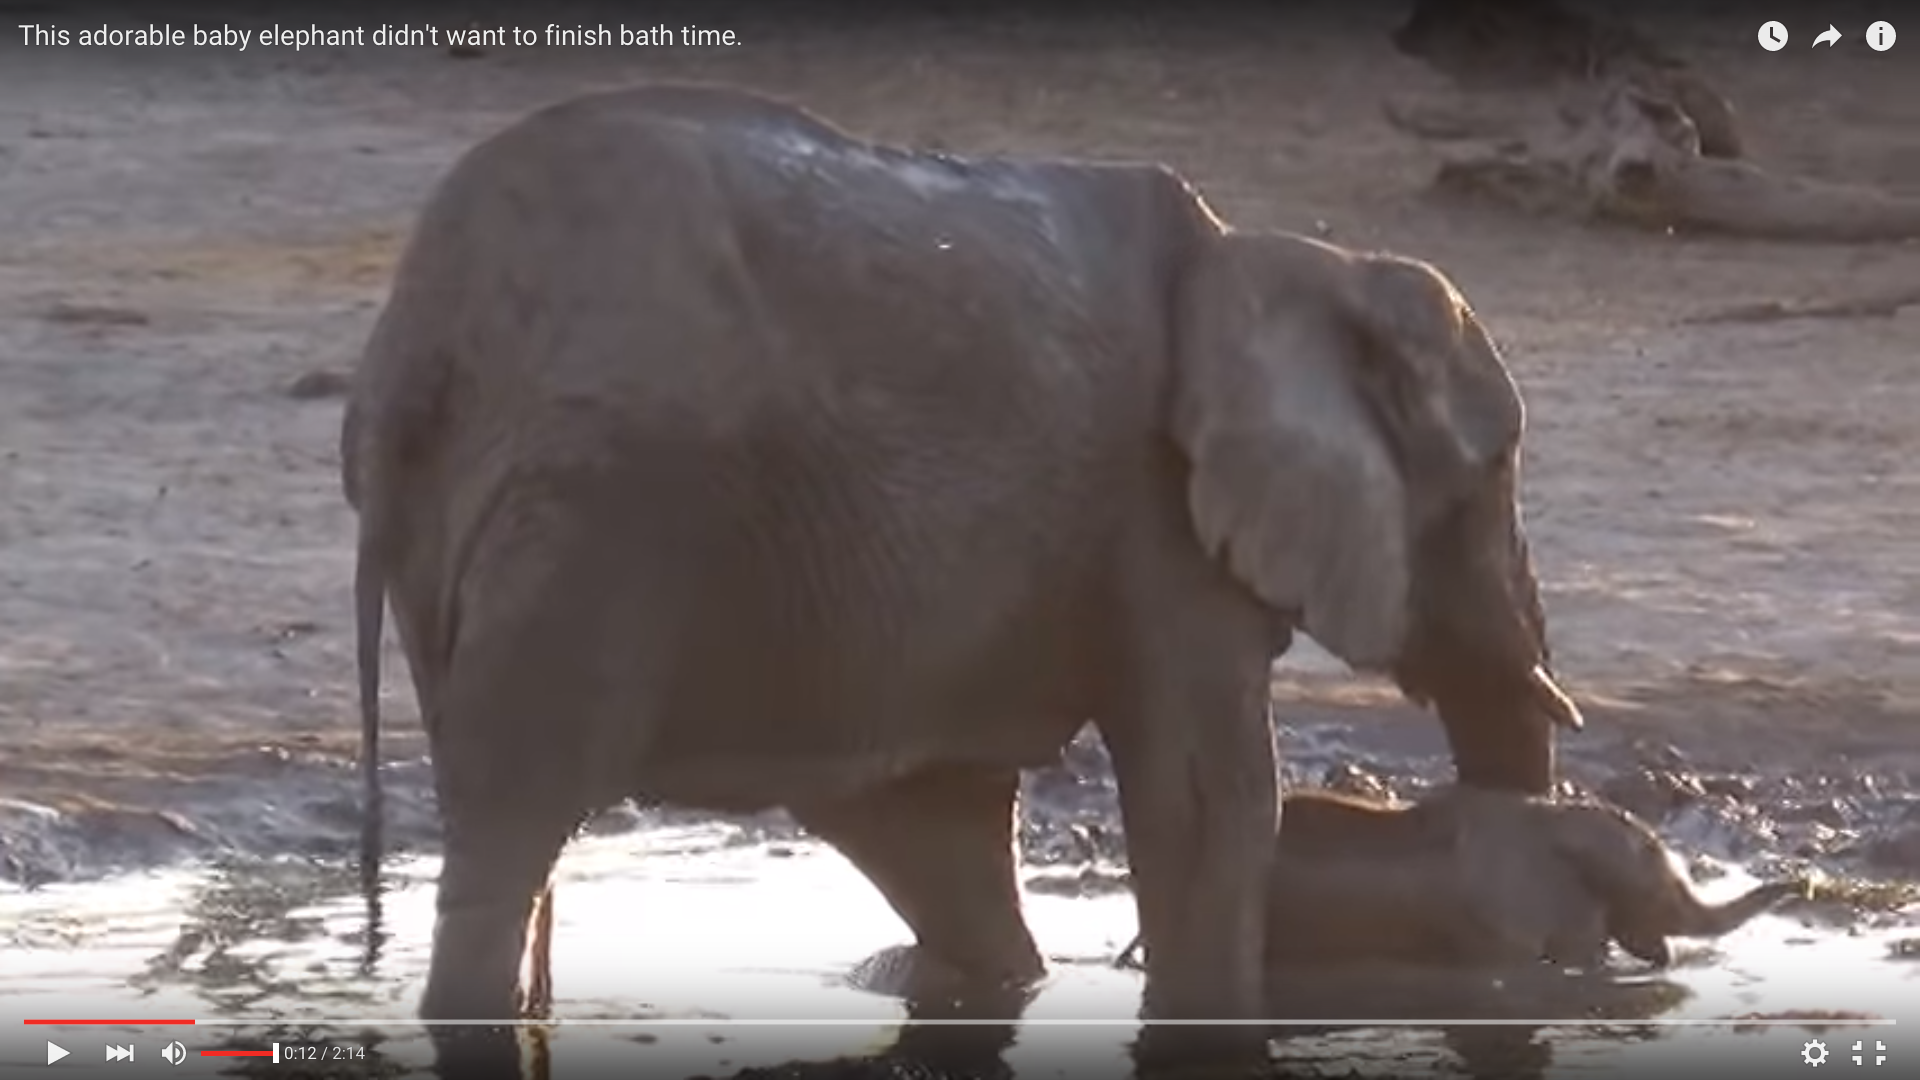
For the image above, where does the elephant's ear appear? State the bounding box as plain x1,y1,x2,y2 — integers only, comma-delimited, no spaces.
1547,803,1678,965
1168,234,1522,670
1546,802,1673,889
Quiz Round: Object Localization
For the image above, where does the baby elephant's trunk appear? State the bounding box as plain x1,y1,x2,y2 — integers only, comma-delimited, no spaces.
1678,878,1804,938
1612,875,1803,968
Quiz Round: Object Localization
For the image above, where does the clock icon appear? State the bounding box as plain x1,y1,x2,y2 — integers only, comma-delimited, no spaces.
1759,21,1789,51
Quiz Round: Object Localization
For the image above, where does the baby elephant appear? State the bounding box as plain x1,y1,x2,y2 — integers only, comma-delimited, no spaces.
1117,786,1802,973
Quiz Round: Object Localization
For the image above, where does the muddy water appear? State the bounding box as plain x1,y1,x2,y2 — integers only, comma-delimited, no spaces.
2,824,1911,1079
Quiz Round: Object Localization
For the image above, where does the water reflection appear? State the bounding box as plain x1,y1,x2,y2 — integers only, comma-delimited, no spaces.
130,857,382,1015
1,829,1909,1080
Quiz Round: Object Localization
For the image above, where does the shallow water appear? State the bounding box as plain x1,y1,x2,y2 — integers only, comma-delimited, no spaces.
1,825,1911,1078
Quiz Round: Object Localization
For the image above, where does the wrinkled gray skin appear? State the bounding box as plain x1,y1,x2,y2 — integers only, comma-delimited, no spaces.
341,84,1581,1061
1109,787,1801,976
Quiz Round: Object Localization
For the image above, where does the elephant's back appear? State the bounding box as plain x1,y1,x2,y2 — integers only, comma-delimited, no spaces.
384,82,1173,572
1278,790,1456,860
360,86,1179,802
399,84,1168,417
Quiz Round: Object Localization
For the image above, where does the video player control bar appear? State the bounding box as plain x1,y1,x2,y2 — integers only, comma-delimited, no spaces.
199,1044,277,1060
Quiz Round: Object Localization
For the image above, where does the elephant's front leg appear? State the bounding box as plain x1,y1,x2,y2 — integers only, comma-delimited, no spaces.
1104,691,1276,1018
1100,582,1279,1068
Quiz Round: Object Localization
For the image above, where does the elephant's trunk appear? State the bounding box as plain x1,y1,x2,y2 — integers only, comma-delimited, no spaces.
1401,516,1580,796
1673,878,1804,938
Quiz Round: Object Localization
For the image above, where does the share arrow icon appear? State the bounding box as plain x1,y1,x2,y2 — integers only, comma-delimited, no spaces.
1814,25,1842,47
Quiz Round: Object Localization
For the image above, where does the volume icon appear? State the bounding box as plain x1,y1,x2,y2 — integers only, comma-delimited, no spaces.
162,1041,187,1066
106,1044,134,1062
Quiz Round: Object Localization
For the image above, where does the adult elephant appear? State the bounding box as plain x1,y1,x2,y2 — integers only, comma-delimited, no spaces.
341,84,1581,1069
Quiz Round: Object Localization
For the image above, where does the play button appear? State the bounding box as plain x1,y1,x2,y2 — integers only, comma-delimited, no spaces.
46,1042,70,1065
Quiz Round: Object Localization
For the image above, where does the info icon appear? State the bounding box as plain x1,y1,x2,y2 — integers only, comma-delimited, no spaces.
1867,21,1896,51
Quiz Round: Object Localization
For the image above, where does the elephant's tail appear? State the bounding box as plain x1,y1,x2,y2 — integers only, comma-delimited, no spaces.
354,511,387,900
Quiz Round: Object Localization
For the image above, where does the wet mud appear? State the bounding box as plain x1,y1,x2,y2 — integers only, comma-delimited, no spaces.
12,680,1920,916
5,688,1918,1078
4,816,1912,1079
15,657,1920,907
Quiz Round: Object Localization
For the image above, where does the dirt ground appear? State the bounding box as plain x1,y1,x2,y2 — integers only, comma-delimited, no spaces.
2,6,1919,906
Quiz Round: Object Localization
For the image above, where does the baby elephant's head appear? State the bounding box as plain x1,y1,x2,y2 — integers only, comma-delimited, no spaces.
1549,800,1804,967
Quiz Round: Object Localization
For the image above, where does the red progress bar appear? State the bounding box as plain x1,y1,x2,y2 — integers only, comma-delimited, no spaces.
22,1019,196,1025
203,1050,273,1057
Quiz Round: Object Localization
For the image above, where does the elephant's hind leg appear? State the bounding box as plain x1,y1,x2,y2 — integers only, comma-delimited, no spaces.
421,780,577,1025
522,882,555,1018
793,763,1045,997
417,608,598,1028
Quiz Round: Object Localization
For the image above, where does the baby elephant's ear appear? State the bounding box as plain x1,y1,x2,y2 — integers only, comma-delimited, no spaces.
1609,920,1674,967
1547,802,1680,966
1170,237,1411,670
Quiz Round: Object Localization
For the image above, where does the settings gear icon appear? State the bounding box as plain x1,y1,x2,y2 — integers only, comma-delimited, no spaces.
1803,1039,1830,1067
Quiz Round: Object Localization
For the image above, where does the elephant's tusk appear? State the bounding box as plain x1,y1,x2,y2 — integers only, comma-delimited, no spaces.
1529,664,1584,731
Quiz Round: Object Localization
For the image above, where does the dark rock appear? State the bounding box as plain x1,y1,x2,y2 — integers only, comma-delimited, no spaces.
579,802,648,837
1599,766,1705,823
40,301,149,326
284,369,350,400
1319,761,1393,800
1863,826,1920,873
